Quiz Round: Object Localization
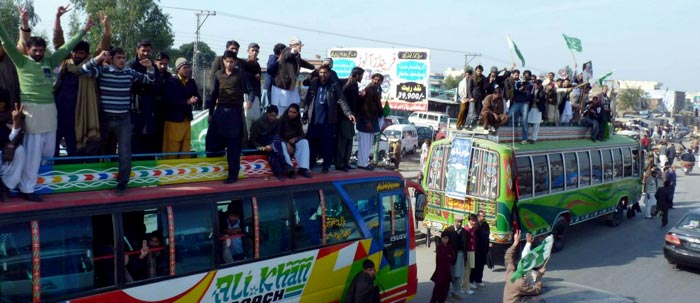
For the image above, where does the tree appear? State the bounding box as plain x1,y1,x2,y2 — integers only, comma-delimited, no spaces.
68,0,174,58
443,75,462,90
175,41,216,70
616,87,645,114
0,0,40,44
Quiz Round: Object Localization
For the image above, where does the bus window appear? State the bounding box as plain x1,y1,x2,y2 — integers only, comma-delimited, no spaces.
381,193,408,269
292,191,324,250
172,204,213,274
218,199,254,263
550,153,565,192
562,153,578,189
478,151,500,199
577,151,591,186
122,208,167,282
322,188,362,245
467,149,482,194
533,155,549,196
631,148,640,177
40,215,113,301
344,182,381,243
602,149,613,181
257,194,292,258
427,145,449,191
0,222,33,302
92,215,115,289
623,148,633,177
591,150,603,184
516,156,533,199
613,149,624,179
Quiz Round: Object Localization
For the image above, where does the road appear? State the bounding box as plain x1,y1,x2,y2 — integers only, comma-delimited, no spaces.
398,148,700,303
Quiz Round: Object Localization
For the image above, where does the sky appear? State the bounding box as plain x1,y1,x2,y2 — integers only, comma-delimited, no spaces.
27,0,700,92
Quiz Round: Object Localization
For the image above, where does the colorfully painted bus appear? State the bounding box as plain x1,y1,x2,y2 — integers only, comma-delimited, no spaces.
0,154,418,303
420,126,642,255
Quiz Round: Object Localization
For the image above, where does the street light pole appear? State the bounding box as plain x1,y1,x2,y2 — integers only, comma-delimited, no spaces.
193,10,216,78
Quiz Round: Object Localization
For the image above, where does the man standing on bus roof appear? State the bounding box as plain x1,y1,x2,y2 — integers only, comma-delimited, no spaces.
355,72,382,171
206,50,252,184
0,10,93,202
455,68,473,130
442,214,468,297
345,259,380,303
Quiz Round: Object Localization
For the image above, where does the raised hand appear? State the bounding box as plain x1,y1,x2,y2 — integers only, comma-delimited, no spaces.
140,58,153,69
98,10,108,26
84,13,94,31
56,4,71,18
17,5,29,26
12,103,24,128
139,240,149,258
96,50,111,63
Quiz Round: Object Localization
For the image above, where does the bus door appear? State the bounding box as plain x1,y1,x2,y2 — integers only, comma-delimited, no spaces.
378,190,408,276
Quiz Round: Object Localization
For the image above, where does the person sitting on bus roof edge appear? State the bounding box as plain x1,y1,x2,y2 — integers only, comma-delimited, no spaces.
80,47,155,196
345,259,380,303
355,72,383,171
480,86,509,133
302,65,356,174
279,104,312,178
430,233,455,303
206,50,252,184
582,96,601,142
162,58,199,159
0,9,93,202
250,105,293,180
503,230,546,303
0,93,26,203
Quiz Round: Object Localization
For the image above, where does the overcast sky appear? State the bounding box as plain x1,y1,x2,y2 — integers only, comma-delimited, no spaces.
29,0,700,92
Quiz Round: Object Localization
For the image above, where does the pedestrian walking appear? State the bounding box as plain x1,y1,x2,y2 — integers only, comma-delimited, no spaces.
430,233,455,303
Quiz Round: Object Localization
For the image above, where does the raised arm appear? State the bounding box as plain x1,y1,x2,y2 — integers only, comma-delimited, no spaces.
53,5,71,50
93,11,111,56
17,5,30,54
51,14,92,64
80,51,109,78
0,13,28,67
131,59,155,84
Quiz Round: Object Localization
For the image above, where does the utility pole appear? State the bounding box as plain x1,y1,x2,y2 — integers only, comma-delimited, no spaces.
193,10,216,79
463,52,481,71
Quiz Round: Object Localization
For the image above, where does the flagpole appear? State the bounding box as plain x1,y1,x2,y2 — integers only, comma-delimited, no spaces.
507,34,516,66
569,49,578,73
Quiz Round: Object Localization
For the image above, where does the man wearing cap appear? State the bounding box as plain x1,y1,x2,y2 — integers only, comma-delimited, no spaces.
442,214,469,297
244,43,262,137
162,58,199,159
273,37,315,115
455,69,472,130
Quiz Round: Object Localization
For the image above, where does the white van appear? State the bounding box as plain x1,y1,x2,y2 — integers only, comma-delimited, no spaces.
408,111,450,130
384,124,419,155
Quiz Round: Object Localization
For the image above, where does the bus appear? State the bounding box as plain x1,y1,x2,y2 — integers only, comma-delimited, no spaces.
0,154,419,303
419,126,642,256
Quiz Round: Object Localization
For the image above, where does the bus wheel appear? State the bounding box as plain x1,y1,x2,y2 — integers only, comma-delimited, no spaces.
608,201,625,227
552,217,568,253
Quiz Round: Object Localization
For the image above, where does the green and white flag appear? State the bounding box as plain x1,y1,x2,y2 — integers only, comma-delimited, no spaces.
562,34,582,52
507,35,526,67
597,70,615,87
510,235,554,283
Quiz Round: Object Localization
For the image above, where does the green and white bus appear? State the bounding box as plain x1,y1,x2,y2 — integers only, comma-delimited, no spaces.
420,126,642,255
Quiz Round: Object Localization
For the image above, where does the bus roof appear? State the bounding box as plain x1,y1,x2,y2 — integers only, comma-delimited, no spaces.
514,135,638,153
0,169,403,216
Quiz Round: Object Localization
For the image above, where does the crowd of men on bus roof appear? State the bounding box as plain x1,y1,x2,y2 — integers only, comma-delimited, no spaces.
0,6,389,201
455,64,613,143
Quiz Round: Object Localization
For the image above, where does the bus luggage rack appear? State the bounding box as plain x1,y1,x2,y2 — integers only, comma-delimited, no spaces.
446,125,593,143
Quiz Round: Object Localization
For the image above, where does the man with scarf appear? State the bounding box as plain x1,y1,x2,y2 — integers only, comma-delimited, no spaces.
0,10,93,202
53,9,110,157
127,40,161,156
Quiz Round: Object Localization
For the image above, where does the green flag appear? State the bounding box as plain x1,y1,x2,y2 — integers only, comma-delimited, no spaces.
506,35,526,67
562,34,582,52
383,100,391,117
597,70,615,87
510,235,553,283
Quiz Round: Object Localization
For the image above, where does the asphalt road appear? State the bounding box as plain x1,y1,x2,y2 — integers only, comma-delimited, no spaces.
398,148,700,303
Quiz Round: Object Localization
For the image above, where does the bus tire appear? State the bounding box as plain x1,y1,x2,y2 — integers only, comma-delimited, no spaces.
608,200,625,227
552,217,568,253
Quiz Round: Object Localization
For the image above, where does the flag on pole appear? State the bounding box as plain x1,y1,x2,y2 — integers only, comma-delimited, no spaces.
383,100,391,117
562,34,583,52
597,70,615,87
510,235,554,283
506,35,526,67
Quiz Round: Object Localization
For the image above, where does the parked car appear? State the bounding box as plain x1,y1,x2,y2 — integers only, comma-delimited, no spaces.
407,111,449,131
663,208,700,270
384,124,419,155
383,115,410,131
415,126,435,147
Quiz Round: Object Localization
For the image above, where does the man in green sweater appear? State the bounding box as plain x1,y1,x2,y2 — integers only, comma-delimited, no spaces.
0,11,94,202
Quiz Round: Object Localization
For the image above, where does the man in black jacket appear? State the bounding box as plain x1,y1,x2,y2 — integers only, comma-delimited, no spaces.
162,58,199,159
336,67,364,171
656,180,673,227
301,66,355,173
442,214,468,296
263,43,286,109
272,37,315,115
127,40,161,156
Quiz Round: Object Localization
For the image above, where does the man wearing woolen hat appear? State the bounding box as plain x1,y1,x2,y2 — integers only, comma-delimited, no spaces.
162,58,200,159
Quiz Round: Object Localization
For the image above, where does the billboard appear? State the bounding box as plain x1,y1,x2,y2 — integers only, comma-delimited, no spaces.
329,48,430,111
